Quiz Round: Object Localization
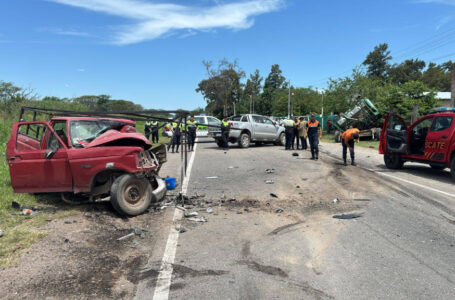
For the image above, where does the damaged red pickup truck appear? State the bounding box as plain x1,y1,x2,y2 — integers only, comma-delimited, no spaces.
6,115,167,216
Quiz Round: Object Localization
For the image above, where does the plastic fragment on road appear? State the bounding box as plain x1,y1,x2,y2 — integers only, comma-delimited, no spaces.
333,213,363,219
117,232,135,241
21,209,38,216
205,176,219,179
0,230,4,237
270,193,278,198
265,180,274,184
175,226,187,233
185,211,199,218
206,207,213,214
292,152,299,157
265,168,275,174
275,209,284,213
333,198,338,204
188,217,207,223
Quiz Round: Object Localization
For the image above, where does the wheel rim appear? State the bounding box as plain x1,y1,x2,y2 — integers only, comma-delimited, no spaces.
281,134,285,145
124,182,145,205
242,135,249,147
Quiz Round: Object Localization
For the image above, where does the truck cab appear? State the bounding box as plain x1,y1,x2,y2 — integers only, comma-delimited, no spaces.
380,108,455,178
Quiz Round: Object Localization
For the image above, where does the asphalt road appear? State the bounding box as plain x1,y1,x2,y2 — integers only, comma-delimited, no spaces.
135,138,455,300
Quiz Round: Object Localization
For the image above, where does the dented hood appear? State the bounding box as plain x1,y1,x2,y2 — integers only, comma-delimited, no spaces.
85,130,152,149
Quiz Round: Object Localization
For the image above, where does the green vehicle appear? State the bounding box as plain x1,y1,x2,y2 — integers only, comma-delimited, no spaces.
333,98,382,142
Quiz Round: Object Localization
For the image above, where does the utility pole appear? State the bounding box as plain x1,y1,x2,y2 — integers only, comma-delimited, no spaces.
318,89,325,131
288,81,291,119
233,101,236,115
249,95,252,114
451,70,455,107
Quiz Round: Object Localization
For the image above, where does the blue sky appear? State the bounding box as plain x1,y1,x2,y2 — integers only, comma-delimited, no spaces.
0,0,454,110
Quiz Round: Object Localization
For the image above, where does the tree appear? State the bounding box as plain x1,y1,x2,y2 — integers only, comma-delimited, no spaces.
363,43,392,80
259,64,287,115
389,59,426,85
0,81,37,113
240,69,263,114
196,59,245,117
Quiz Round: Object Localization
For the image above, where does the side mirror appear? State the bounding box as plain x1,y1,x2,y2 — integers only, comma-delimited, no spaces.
44,148,57,160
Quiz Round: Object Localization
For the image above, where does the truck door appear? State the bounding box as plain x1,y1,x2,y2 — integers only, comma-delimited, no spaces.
7,122,72,193
251,115,267,140
380,114,408,154
425,116,453,162
262,117,278,140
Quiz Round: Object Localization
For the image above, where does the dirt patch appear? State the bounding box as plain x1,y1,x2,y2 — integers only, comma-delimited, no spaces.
0,202,168,299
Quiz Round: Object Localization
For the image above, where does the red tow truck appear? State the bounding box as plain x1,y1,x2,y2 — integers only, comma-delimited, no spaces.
379,107,455,178
6,107,167,216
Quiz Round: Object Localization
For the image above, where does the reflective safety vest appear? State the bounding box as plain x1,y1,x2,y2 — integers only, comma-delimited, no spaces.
222,120,230,127
342,128,360,142
145,121,152,127
187,120,197,128
172,122,184,131
151,121,158,127
307,120,320,127
283,119,295,127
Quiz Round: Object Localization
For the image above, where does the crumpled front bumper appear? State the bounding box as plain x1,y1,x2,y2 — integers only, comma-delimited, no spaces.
151,176,167,202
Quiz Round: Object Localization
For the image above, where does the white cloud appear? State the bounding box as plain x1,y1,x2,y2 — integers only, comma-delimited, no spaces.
38,27,92,37
47,0,284,45
77,68,85,72
436,15,453,30
415,0,455,6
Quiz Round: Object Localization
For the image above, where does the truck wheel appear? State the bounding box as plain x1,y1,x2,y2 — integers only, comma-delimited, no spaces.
277,133,286,146
450,158,455,179
110,174,152,216
255,142,263,146
384,154,404,169
238,133,250,148
216,139,224,148
334,131,341,143
373,128,382,141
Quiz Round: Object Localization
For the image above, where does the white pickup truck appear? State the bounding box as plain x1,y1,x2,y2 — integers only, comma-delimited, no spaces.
209,114,286,148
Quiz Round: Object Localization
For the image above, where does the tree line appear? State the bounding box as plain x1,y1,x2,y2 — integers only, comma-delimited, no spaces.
196,43,454,123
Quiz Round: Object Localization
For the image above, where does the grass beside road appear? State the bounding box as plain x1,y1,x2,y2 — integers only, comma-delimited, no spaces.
321,133,379,150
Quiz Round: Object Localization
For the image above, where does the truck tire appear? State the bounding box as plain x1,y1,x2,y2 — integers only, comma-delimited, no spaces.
255,142,263,146
451,158,455,180
384,154,404,169
373,128,382,141
277,133,285,146
430,164,445,170
238,133,250,148
110,174,152,216
216,139,224,148
334,130,341,143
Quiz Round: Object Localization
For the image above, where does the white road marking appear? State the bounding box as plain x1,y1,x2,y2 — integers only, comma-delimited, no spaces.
152,141,198,300
365,167,455,199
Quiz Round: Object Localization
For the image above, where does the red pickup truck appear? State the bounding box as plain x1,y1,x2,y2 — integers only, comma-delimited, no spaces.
6,116,167,216
379,108,455,178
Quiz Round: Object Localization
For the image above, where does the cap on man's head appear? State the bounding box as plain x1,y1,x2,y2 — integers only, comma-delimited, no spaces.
353,133,360,139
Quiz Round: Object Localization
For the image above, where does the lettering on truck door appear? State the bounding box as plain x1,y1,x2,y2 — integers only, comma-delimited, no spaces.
425,116,453,162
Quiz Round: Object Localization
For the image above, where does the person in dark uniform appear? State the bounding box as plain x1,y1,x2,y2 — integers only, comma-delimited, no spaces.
221,116,231,150
283,118,295,150
187,116,198,152
144,119,152,140
327,118,333,134
170,121,181,153
293,117,300,150
306,114,322,160
342,128,360,166
151,120,159,144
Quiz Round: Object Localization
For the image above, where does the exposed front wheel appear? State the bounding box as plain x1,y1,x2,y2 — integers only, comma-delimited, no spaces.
110,174,152,216
384,154,404,169
216,139,224,148
277,133,286,146
430,164,446,170
238,133,250,148
334,130,341,143
450,158,455,180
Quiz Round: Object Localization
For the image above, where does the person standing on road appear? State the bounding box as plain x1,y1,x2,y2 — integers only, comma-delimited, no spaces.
170,121,182,153
293,117,300,150
221,116,231,150
187,116,198,152
144,119,152,141
342,128,360,166
283,117,295,150
307,114,322,160
297,117,308,150
151,120,159,144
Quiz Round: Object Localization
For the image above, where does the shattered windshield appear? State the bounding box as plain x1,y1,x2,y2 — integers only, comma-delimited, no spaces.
69,120,126,147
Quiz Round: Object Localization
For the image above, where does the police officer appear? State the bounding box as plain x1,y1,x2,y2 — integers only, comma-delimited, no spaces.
221,116,231,150
151,120,159,144
283,117,295,150
187,116,198,152
144,119,152,140
306,114,322,160
342,127,360,166
170,121,182,153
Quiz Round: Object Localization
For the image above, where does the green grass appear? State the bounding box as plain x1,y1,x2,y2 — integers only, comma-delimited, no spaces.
321,132,379,150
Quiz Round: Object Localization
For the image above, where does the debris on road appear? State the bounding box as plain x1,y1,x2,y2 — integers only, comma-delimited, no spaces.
265,168,275,174
21,209,38,216
187,217,208,223
117,232,135,241
275,209,284,213
175,226,187,233
176,206,187,211
0,230,4,237
205,176,219,179
333,198,339,204
265,180,274,184
270,193,278,198
11,201,21,209
206,207,213,214
185,212,199,218
292,152,299,157
228,166,239,169
333,213,363,219
228,198,237,202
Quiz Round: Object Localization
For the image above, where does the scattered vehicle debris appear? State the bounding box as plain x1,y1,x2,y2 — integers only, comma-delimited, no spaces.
205,176,219,179
275,209,284,213
333,213,363,219
175,226,187,233
333,198,339,204
270,193,278,198
228,198,236,202
228,166,239,169
206,207,213,214
11,201,21,209
187,217,207,222
292,152,299,157
265,168,275,174
0,230,4,237
117,232,135,241
265,180,274,184
185,212,199,217
21,209,38,216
